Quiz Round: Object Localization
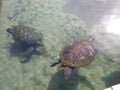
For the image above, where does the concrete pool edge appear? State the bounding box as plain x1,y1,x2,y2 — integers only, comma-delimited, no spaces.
104,84,120,90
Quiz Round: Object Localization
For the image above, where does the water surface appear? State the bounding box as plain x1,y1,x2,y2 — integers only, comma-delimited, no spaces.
0,0,120,90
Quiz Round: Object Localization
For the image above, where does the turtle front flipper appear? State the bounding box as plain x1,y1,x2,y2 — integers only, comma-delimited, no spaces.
64,67,73,80
20,46,34,63
38,32,43,41
88,35,95,42
36,32,44,46
95,49,114,62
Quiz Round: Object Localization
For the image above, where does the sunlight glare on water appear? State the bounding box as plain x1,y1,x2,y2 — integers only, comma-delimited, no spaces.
105,15,120,34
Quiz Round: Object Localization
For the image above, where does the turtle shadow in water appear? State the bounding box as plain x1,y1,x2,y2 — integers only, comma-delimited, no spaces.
47,69,95,90
102,71,120,87
9,42,46,63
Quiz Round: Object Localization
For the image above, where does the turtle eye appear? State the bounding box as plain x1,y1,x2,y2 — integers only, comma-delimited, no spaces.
6,28,13,34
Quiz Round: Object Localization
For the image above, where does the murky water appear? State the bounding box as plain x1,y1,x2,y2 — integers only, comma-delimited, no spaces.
0,0,120,90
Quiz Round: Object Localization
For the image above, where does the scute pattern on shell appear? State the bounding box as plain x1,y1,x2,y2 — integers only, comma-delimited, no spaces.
60,40,96,68
12,25,37,45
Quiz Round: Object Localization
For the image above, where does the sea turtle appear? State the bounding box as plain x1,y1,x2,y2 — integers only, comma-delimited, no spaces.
51,36,113,80
6,25,44,63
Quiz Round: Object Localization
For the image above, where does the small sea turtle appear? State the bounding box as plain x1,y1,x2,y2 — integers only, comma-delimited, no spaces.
51,36,113,80
6,25,44,63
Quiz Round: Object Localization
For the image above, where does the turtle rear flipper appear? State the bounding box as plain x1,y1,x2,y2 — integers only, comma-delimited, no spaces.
20,46,34,63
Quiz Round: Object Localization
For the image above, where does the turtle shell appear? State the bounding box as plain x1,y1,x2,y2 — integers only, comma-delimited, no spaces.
60,40,96,68
12,25,38,45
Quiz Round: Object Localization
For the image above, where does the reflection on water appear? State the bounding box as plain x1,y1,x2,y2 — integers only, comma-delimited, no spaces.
65,0,120,28
102,15,120,34
65,0,120,41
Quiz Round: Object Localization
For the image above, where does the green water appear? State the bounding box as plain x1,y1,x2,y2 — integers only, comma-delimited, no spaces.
0,0,120,90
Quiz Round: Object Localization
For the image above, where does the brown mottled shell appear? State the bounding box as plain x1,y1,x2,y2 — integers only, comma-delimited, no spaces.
60,40,96,68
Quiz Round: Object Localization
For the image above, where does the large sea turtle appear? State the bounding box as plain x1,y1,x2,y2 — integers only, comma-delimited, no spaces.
6,25,44,63
51,36,113,80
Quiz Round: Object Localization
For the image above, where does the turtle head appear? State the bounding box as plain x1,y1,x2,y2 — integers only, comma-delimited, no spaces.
64,66,73,80
6,28,13,34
